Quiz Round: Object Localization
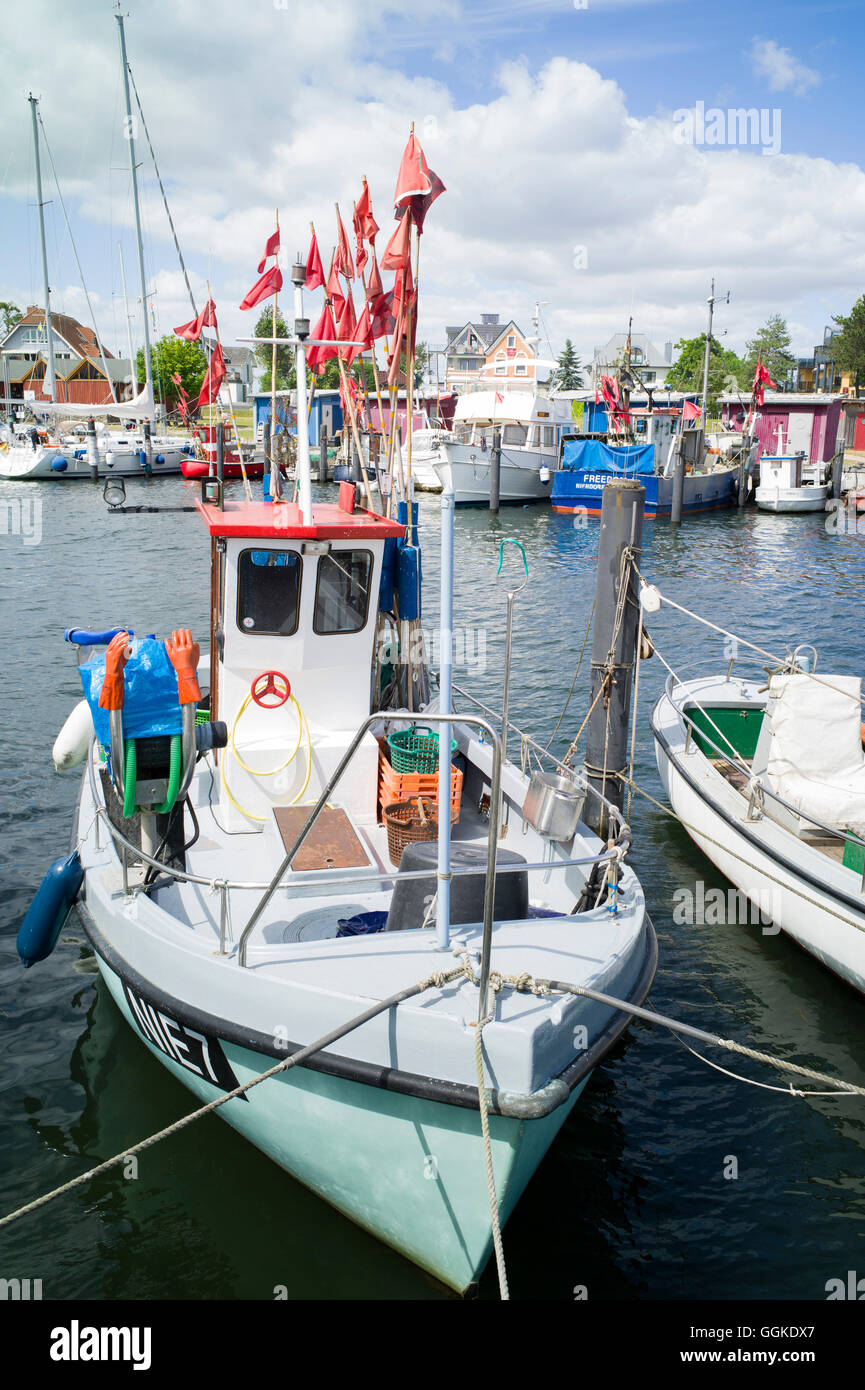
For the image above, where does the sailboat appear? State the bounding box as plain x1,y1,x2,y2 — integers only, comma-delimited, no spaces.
0,22,195,481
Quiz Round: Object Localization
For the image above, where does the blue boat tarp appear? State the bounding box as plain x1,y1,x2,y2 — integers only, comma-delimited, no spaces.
560,439,655,476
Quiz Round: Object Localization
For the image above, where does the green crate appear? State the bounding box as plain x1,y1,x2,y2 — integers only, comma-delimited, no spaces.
386,727,458,775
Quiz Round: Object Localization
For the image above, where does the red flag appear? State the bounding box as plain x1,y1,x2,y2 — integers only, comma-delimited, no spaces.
381,213,411,271
336,292,357,355
306,302,339,375
174,299,217,341
306,231,324,291
365,250,383,300
197,343,226,408
752,361,778,407
239,265,282,311
326,260,345,318
394,132,431,208
335,209,355,280
346,303,374,366
353,182,379,274
257,228,280,274
682,399,701,420
410,168,446,233
369,290,395,342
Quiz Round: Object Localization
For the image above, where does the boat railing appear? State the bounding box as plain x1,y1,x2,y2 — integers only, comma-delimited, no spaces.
451,680,628,832
87,713,624,1019
664,673,865,891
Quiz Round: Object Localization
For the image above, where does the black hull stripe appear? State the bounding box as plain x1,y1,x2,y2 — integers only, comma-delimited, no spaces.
73,897,658,1119
651,698,865,920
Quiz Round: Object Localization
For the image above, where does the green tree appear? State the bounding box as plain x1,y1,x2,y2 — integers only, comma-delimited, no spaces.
665,334,746,408
744,313,795,385
254,307,292,391
832,295,865,393
552,338,583,389
0,301,22,337
136,335,207,404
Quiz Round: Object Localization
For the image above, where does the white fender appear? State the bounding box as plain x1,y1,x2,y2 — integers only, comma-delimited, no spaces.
53,699,94,772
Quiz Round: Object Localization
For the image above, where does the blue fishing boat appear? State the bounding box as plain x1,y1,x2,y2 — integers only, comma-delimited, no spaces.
551,436,738,519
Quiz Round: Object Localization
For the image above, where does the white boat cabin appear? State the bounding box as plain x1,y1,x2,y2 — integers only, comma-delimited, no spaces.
449,390,572,455
198,493,404,831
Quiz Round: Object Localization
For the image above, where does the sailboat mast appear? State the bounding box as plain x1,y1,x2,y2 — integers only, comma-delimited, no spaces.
700,278,715,438
118,242,137,398
28,94,56,403
115,13,153,414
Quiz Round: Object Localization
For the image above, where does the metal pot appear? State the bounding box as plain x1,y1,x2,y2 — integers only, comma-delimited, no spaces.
522,772,586,842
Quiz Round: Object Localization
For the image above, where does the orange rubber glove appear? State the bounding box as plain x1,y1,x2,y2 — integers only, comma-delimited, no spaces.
165,629,201,706
98,632,131,710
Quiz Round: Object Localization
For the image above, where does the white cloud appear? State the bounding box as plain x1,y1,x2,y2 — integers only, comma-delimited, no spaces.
1,4,861,369
749,38,820,95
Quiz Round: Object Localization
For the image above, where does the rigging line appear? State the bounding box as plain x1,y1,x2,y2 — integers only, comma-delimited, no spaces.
671,1032,863,1098
37,114,118,405
543,596,595,753
634,567,865,709
127,64,198,320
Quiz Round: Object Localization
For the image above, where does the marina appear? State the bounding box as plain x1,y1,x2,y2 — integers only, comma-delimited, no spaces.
2,0,865,1345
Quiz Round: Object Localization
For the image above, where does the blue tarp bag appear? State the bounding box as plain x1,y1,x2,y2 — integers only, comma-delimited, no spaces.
79,636,182,749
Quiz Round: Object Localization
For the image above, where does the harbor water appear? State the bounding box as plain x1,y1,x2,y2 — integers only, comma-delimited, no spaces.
1,474,864,1301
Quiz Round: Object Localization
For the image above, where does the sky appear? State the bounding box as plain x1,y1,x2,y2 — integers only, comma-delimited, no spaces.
1,0,863,373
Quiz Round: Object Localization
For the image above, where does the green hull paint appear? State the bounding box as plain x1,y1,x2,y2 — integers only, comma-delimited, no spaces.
98,957,584,1294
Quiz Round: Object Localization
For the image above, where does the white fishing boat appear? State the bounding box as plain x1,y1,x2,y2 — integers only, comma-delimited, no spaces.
754,452,830,513
432,390,571,505
21,218,657,1292
651,658,865,993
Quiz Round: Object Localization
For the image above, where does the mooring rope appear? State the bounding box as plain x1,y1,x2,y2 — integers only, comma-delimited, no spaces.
3,943,862,1293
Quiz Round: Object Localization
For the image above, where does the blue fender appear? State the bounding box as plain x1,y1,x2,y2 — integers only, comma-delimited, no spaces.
17,851,84,968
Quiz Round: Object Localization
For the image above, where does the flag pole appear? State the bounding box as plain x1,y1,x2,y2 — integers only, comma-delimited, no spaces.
207,279,252,501
332,209,376,510
270,209,282,500
356,180,392,464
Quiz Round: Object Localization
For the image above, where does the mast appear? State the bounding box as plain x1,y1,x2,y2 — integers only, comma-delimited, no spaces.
28,94,56,403
115,12,153,415
700,277,715,438
118,242,136,399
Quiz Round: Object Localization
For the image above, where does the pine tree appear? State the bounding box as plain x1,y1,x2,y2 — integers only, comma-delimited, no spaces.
553,339,583,390
744,314,795,384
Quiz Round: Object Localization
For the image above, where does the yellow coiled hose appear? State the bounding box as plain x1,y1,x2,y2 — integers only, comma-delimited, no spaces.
219,689,312,823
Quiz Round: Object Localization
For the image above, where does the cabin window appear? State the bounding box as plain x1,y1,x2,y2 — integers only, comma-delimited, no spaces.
543,426,555,447
236,549,302,636
502,424,527,446
314,549,373,635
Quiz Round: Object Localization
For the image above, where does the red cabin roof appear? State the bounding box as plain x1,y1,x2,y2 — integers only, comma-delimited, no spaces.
196,499,406,541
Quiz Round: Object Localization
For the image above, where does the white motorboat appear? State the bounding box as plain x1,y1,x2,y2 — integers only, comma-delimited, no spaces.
651,661,865,994
433,391,571,505
755,452,829,512
19,207,656,1294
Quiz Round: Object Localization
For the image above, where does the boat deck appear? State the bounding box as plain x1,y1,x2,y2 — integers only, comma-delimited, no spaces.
711,757,849,864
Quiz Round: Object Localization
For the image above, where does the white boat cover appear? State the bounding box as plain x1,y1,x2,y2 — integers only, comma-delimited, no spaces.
766,673,865,837
34,381,155,422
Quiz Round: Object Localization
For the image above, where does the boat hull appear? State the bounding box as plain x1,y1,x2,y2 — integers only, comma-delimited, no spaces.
754,484,829,512
433,445,553,506
91,940,582,1294
651,680,865,994
551,465,738,518
0,442,187,479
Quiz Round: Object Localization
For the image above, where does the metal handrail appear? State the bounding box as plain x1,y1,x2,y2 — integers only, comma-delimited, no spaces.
666,680,865,862
86,736,618,893
235,709,504,1020
451,680,627,828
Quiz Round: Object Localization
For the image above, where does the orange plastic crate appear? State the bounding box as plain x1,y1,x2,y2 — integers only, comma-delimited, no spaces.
377,748,462,824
